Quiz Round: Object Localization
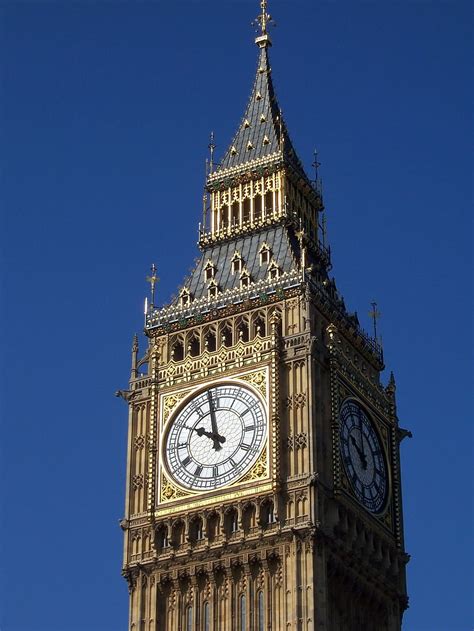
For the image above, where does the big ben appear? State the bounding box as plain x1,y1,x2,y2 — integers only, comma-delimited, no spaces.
118,2,410,629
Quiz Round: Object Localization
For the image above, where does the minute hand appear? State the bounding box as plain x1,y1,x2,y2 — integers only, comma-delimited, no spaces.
207,390,222,451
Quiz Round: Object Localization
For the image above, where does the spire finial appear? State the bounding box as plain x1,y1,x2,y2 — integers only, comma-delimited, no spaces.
369,301,381,341
208,131,216,172
254,0,274,47
146,263,159,307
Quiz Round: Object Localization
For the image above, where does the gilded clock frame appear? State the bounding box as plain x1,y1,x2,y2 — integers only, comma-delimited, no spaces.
155,365,274,517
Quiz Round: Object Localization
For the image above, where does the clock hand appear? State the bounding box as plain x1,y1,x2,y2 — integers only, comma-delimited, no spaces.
207,389,223,451
350,435,368,470
357,409,365,457
194,426,226,444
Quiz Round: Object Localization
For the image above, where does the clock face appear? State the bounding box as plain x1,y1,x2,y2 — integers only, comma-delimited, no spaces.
164,383,267,492
339,399,388,514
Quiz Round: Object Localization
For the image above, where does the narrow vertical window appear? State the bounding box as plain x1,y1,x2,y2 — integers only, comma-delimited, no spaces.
187,606,193,631
203,602,210,631
240,594,246,631
258,591,264,631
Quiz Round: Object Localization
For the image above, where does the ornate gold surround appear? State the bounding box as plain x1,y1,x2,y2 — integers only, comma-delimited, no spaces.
156,366,272,513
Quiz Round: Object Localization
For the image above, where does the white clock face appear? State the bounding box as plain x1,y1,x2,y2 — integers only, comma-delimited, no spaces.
339,399,388,514
164,383,267,492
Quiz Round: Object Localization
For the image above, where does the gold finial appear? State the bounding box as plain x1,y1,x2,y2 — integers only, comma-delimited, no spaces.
146,263,159,307
369,301,381,341
259,0,268,36
254,0,274,47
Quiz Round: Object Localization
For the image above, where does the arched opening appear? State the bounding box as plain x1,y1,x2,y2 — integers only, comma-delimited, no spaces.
221,325,233,348
203,602,210,631
255,193,263,220
239,594,247,631
237,321,249,343
253,315,266,338
258,591,265,631
243,197,250,223
207,513,220,543
242,504,257,534
171,521,185,548
188,336,200,357
220,209,228,230
186,606,193,631
264,190,273,217
189,517,204,543
204,331,217,353
225,508,238,535
231,201,240,226
155,525,169,551
171,340,184,362
260,500,276,527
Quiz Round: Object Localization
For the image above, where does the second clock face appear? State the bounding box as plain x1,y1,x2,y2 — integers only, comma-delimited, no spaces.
164,383,267,492
339,399,388,514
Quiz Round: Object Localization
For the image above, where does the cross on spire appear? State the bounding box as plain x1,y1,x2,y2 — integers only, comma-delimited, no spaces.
146,263,159,307
369,301,381,341
254,0,275,46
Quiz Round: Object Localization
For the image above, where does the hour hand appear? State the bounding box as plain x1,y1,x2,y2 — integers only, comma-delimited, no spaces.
350,435,368,469
194,426,226,449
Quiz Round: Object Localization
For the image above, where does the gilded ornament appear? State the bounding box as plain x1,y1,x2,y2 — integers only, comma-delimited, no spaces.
239,369,267,399
239,447,268,483
162,391,188,424
160,472,190,502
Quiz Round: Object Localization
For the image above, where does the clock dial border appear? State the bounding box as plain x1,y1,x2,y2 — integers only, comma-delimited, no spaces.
159,374,269,497
338,397,390,516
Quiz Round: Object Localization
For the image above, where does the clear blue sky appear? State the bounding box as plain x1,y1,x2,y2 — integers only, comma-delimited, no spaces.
1,1,472,630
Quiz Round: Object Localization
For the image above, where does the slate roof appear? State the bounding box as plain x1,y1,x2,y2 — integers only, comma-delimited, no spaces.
215,45,307,179
178,224,299,303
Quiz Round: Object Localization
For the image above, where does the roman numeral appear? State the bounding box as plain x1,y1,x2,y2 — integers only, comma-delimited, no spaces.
244,425,255,431
195,465,203,476
230,458,237,467
240,443,250,451
213,466,219,478
182,456,191,467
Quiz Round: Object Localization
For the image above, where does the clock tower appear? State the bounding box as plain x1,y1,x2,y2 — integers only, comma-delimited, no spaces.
119,3,410,629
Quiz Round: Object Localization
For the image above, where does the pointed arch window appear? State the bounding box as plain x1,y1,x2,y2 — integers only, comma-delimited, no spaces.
239,268,251,289
203,602,210,631
268,259,280,280
258,591,264,631
231,251,243,274
259,243,271,265
204,260,216,282
208,279,219,300
239,594,247,631
179,287,191,308
186,606,193,631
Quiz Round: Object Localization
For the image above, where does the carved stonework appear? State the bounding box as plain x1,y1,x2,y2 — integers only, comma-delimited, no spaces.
239,369,267,399
160,472,191,503
239,446,268,483
134,435,145,450
162,391,188,424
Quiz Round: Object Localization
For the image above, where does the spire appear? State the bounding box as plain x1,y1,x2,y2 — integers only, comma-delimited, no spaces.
212,3,306,180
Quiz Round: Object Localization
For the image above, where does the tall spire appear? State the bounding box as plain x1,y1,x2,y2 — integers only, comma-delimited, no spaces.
212,2,306,180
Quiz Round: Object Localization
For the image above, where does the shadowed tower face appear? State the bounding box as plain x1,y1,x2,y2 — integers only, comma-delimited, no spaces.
120,2,409,629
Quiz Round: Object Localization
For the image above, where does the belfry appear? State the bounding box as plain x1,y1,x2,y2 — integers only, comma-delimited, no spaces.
119,2,410,629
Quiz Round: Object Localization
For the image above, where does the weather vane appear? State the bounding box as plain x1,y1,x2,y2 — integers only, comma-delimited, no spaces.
146,263,159,307
312,148,321,183
253,0,275,38
369,301,381,340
